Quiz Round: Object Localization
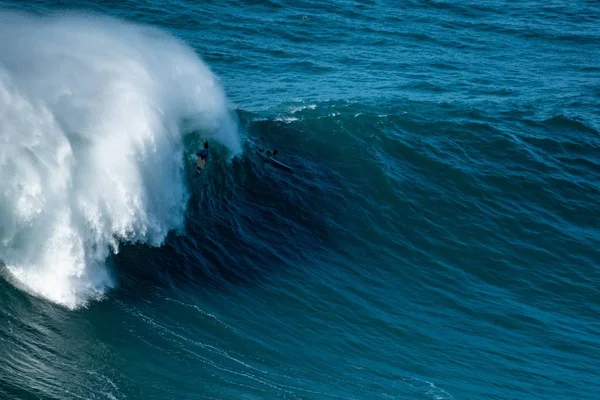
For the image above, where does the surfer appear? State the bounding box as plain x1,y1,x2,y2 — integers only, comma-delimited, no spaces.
259,148,278,160
195,140,209,175
257,147,292,172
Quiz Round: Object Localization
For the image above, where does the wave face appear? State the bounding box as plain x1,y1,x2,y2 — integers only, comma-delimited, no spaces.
0,11,240,309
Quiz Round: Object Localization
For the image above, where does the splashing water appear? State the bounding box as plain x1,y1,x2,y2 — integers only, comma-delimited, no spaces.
0,11,241,309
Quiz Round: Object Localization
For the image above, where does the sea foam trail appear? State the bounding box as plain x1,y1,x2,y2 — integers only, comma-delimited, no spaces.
0,11,241,309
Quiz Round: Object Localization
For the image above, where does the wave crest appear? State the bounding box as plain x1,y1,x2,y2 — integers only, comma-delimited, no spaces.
0,11,240,309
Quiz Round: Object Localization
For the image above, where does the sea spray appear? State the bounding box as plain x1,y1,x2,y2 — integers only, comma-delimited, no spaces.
0,11,241,309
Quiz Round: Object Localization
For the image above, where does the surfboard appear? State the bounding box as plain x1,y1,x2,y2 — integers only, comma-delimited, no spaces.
265,157,292,172
254,146,292,172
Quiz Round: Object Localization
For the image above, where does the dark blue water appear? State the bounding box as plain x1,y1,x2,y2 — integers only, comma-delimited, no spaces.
1,1,599,399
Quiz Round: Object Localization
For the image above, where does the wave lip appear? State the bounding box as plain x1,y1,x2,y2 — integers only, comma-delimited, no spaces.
0,11,240,309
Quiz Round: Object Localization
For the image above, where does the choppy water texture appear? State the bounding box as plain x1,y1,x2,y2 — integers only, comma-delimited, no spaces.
0,1,599,399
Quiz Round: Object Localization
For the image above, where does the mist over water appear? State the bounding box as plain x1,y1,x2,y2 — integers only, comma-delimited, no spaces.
0,11,240,309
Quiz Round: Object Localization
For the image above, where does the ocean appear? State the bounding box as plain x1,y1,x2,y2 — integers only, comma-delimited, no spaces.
0,1,599,399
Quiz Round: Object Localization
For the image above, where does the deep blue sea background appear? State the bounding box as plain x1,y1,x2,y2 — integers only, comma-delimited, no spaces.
1,1,599,399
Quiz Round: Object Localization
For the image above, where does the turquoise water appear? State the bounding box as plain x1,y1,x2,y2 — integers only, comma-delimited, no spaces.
0,1,599,399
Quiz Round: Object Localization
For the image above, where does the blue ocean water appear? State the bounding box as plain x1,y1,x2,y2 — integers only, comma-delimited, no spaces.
0,1,599,399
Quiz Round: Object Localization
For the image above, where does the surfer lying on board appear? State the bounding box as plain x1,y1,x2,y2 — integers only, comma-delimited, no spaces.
257,147,292,172
258,148,278,160
195,140,209,175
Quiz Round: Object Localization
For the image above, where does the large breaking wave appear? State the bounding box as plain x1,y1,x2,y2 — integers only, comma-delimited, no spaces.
0,11,241,309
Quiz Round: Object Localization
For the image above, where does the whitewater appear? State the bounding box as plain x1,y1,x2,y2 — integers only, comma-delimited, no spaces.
0,11,241,309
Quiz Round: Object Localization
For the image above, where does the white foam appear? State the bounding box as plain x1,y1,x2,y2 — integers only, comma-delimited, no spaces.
0,11,241,309
290,104,316,113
